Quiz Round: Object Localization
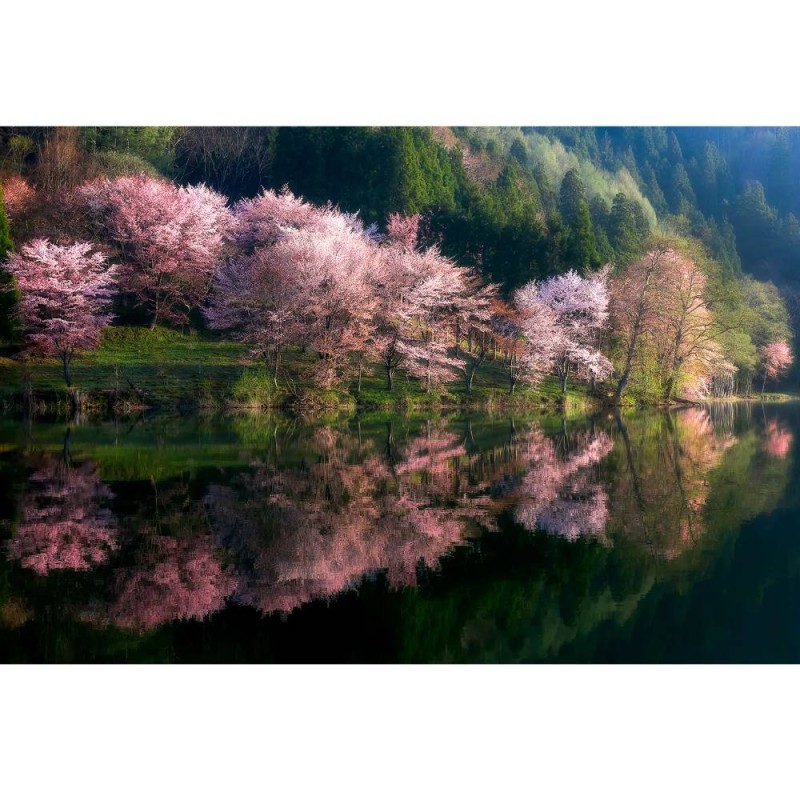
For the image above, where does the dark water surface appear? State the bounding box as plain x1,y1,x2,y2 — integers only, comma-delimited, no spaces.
0,403,797,663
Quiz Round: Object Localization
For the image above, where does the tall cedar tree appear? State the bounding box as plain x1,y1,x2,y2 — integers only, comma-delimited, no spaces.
0,181,17,341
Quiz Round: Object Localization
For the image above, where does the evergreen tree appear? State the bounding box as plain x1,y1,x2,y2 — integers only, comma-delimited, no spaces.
608,193,647,265
559,169,599,272
0,181,17,341
767,131,794,215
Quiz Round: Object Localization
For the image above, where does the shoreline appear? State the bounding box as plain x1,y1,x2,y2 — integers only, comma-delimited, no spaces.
1,384,796,422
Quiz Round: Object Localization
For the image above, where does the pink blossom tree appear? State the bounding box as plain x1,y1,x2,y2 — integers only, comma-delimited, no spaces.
759,339,793,396
206,245,298,387
385,212,421,252
4,239,117,386
79,174,232,327
451,277,501,395
368,214,428,390
208,189,379,389
227,187,322,252
370,242,417,389
271,216,377,388
526,268,613,393
394,248,469,393
1,174,35,220
509,285,566,393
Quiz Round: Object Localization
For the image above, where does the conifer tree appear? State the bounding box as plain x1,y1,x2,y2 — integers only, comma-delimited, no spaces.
0,181,17,341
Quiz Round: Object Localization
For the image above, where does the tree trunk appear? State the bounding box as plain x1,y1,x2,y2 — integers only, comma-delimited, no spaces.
63,354,72,388
466,369,474,396
62,426,72,467
561,369,568,394
386,364,394,390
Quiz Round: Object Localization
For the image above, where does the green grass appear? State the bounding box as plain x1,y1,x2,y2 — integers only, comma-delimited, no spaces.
0,325,595,414
0,326,249,408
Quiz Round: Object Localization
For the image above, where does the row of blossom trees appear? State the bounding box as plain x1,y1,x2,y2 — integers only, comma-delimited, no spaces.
1,173,794,399
199,187,614,395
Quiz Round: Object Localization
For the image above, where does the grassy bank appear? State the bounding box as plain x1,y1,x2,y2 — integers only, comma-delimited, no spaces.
0,326,595,416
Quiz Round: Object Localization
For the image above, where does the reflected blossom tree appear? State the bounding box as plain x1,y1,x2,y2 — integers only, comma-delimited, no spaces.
763,420,793,459
106,533,237,632
510,427,613,541
7,446,118,575
206,424,480,614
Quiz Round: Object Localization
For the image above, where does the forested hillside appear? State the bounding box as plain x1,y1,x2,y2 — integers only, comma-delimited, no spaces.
0,126,798,401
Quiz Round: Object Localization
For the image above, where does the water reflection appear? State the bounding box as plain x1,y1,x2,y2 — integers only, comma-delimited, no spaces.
609,407,740,559
507,426,613,542
0,403,795,660
764,420,793,458
7,429,119,575
206,420,526,615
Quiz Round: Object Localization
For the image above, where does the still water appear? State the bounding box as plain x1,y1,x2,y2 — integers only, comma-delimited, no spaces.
0,403,797,663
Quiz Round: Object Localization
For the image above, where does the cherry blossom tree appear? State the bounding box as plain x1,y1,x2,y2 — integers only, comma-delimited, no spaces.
368,214,432,390
452,278,501,395
206,246,297,386
208,189,379,389
394,248,469,392
759,339,793,396
522,268,613,393
227,187,322,252
271,217,377,388
4,239,117,386
79,174,232,327
1,175,35,220
508,286,565,393
370,242,417,389
385,212,421,252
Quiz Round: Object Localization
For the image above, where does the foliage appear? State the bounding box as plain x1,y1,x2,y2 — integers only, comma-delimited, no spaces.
0,180,16,341
79,174,232,327
4,239,117,387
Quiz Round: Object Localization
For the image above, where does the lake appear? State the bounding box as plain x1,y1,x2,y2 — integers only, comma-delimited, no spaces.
0,402,797,663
